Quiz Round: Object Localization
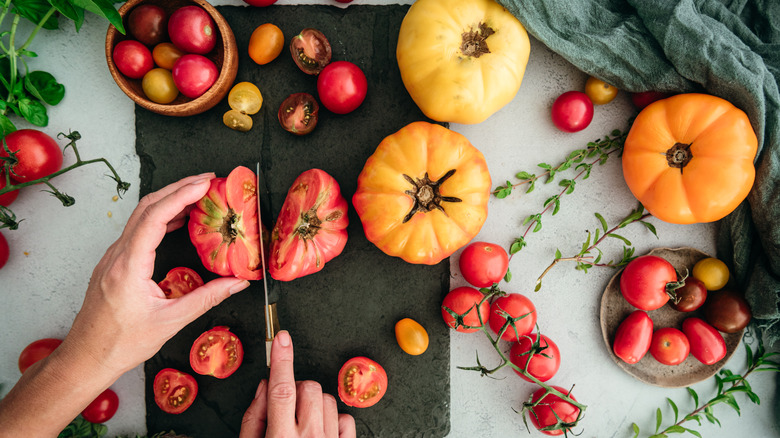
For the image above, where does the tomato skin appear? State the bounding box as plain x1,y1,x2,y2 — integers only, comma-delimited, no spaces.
113,40,154,79
682,317,726,365
337,357,388,408
631,91,669,110
458,241,508,288
127,4,168,46
18,338,62,373
168,6,216,55
278,93,319,135
619,255,678,311
248,23,284,65
613,310,653,364
290,28,332,75
584,76,618,105
510,334,560,382
395,318,429,355
317,61,367,114
142,68,179,104
172,54,218,99
441,286,489,333
527,386,580,436
1,129,63,183
488,293,537,342
551,91,594,132
692,257,729,291
152,42,184,70
81,388,119,423
0,231,8,270
0,172,19,206
158,267,203,299
189,326,244,379
649,327,690,365
670,277,707,312
703,289,751,333
153,368,198,414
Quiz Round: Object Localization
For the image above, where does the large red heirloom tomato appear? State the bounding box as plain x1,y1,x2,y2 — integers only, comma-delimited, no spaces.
269,169,348,281
622,93,757,224
188,166,263,280
352,122,491,264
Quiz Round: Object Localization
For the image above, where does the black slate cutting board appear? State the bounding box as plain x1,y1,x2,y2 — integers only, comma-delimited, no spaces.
137,5,450,437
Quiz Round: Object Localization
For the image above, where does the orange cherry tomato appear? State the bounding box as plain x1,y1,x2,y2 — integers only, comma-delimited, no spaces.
395,318,429,355
152,42,184,70
248,23,284,65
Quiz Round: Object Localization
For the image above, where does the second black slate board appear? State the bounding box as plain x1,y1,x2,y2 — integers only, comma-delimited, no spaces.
137,4,450,437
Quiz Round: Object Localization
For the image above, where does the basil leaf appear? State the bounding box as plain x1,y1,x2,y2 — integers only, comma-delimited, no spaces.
0,57,12,92
11,0,59,30
71,0,124,34
18,98,48,126
24,71,65,105
49,0,85,31
0,114,17,137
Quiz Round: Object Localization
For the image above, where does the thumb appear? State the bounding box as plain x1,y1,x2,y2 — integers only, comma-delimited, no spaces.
168,277,250,326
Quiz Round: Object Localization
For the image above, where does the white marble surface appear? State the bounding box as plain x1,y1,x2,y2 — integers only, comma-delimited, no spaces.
0,1,777,437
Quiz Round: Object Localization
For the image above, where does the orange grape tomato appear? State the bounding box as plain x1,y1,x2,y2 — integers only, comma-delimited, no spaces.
248,23,284,65
152,42,184,70
394,318,429,355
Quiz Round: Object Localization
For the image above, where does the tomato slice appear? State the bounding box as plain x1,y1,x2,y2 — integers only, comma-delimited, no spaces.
158,267,204,299
337,357,388,408
189,326,244,379
153,368,198,414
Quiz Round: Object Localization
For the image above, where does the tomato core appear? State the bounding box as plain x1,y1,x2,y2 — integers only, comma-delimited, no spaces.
666,142,693,171
403,170,462,223
343,364,379,402
460,22,494,58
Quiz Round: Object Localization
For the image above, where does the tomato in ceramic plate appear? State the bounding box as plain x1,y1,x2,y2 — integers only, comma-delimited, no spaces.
682,317,726,365
612,310,652,364
584,76,618,105
0,172,19,206
1,129,63,183
188,166,263,280
113,40,154,80
172,54,218,99
649,327,690,366
18,338,62,373
127,4,168,46
441,286,489,333
703,289,751,333
290,28,331,75
278,93,319,135
317,61,367,114
631,90,670,110
269,169,348,281
0,231,8,270
81,388,119,423
244,0,277,5
152,42,184,70
395,318,429,355
692,257,729,291
248,23,284,65
510,334,560,382
190,326,244,379
670,277,707,312
168,6,215,55
526,386,580,436
551,91,593,132
153,368,198,414
488,293,537,342
619,255,683,311
337,357,388,408
158,267,203,299
142,68,179,104
458,241,508,288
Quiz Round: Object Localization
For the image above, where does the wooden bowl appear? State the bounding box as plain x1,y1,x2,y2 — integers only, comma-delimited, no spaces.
105,0,237,116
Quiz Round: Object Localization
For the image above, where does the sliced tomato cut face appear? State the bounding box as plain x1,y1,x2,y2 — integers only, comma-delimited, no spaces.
153,368,198,414
337,356,388,408
189,326,244,379
225,166,262,280
158,267,204,299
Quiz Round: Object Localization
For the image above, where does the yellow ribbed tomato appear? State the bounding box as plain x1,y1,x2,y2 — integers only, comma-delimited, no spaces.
622,93,757,224
396,0,530,124
353,122,491,264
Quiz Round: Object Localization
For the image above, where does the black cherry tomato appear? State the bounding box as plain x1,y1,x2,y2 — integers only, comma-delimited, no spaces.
289,28,331,75
278,93,319,135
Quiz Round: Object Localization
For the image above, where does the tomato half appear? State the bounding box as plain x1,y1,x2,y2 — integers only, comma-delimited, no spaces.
278,93,319,135
189,326,244,379
649,327,690,366
619,255,681,311
188,166,263,280
289,28,331,75
228,82,263,115
1,129,63,183
81,388,119,424
510,334,561,382
703,289,751,333
248,23,284,65
441,286,489,333
551,91,594,132
527,386,580,436
168,6,216,55
269,169,348,281
682,317,726,365
158,267,204,299
337,357,388,408
488,293,537,342
316,61,367,114
458,241,508,288
394,318,429,355
18,338,62,373
153,368,198,414
612,310,653,364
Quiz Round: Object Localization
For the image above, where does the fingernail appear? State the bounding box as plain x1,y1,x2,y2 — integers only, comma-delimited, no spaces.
190,177,211,186
255,380,266,398
277,330,291,347
229,280,250,295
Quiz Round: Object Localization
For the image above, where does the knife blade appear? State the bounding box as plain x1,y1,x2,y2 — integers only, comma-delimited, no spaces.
257,162,279,367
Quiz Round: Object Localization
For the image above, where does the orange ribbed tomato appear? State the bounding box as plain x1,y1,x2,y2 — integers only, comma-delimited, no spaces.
622,93,757,224
352,122,491,264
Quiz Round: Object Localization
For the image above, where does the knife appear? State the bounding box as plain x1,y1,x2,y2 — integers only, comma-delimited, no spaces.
257,162,279,367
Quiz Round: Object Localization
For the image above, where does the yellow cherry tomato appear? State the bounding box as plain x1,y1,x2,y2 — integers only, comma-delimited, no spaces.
228,82,263,115
223,109,253,132
692,257,730,291
248,23,284,65
395,318,429,356
585,76,618,105
142,68,178,104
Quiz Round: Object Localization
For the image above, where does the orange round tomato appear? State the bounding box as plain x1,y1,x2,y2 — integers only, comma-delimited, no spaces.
622,93,757,224
248,23,284,65
395,318,429,355
352,122,491,264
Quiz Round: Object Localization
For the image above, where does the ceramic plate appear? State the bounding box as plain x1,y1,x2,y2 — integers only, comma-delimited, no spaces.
600,247,743,387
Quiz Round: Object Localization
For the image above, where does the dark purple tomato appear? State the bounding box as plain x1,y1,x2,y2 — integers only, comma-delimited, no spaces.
127,4,168,46
278,93,319,135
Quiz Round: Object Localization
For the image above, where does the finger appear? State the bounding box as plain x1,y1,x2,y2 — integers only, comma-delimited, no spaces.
125,173,214,231
266,330,297,435
322,393,339,438
296,381,324,436
338,413,356,438
240,380,268,438
165,277,250,328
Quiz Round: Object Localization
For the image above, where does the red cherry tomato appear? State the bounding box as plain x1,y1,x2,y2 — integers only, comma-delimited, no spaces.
670,277,707,312
441,286,489,333
0,231,8,270
168,6,216,55
527,386,580,436
127,4,168,46
244,0,278,5
619,255,680,311
337,357,388,408
172,54,218,99
631,91,670,110
458,241,508,288
113,40,154,79
189,326,244,379
682,317,726,365
613,310,653,364
157,267,204,299
1,129,63,183
649,327,690,365
551,91,593,132
18,338,62,373
510,334,561,382
317,61,367,114
81,388,119,423
0,172,19,206
488,293,537,342
153,368,198,414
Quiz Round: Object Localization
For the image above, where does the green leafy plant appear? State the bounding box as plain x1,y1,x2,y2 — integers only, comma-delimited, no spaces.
58,417,190,438
0,0,125,134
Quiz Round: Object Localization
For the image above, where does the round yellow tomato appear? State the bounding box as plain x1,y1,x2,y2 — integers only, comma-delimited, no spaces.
353,121,491,264
396,0,530,124
584,76,618,105
622,93,757,224
142,68,178,104
692,257,730,291
395,318,429,355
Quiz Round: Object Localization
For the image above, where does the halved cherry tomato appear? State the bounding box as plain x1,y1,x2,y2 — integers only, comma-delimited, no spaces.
337,357,388,408
682,317,726,365
249,23,284,65
488,293,537,342
395,318,429,355
290,28,331,75
613,310,652,364
441,286,489,333
527,386,580,436
278,93,319,135
18,338,62,373
81,388,119,423
649,327,690,366
228,82,263,115
692,257,729,291
223,110,253,132
189,326,244,379
152,42,184,70
584,76,618,105
510,333,560,382
158,267,203,299
153,368,198,414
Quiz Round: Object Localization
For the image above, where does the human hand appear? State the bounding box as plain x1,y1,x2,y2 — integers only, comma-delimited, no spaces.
240,330,356,438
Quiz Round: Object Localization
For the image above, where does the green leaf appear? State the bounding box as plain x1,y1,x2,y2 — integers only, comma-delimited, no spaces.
687,388,699,409
665,425,686,434
655,407,663,432
641,220,659,238
17,98,47,126
72,0,124,34
667,397,679,423
0,114,16,137
12,0,59,30
504,268,512,283
684,413,702,426
24,71,65,105
49,0,85,30
745,342,754,369
554,249,562,259
538,162,551,171
516,171,533,180
607,233,632,246
494,184,512,199
684,428,702,438
595,212,608,232
509,238,525,254
632,423,640,438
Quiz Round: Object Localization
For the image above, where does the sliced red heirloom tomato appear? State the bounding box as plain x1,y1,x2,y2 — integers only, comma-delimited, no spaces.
189,326,244,379
81,388,119,423
682,317,726,365
158,267,204,299
289,28,331,75
188,166,263,280
441,286,489,333
153,368,198,414
337,357,388,408
527,386,580,436
269,169,348,281
488,293,537,342
1,129,63,183
619,255,682,311
510,334,561,382
458,241,508,288
18,338,62,373
613,310,653,364
649,327,690,366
